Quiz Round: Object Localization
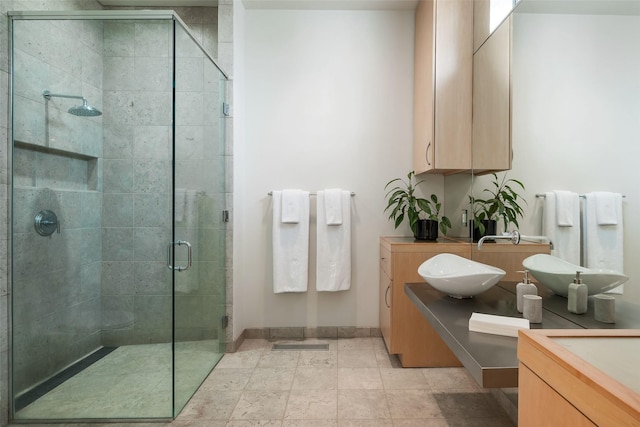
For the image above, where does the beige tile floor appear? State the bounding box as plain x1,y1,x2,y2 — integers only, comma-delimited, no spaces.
12,337,515,426
172,337,515,427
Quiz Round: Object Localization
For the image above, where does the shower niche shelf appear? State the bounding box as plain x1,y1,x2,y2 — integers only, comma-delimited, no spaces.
14,140,99,191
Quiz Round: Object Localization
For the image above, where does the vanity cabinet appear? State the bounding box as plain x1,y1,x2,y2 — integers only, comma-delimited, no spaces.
380,237,467,367
518,330,640,427
380,236,552,367
413,0,473,174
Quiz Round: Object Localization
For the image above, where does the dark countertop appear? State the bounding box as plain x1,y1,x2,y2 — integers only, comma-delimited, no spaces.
405,281,640,388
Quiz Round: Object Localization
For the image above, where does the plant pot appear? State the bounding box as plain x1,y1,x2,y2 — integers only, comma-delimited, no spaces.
414,219,439,241
470,219,497,242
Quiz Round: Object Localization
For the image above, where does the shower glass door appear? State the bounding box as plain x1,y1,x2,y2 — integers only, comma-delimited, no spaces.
172,21,227,414
9,10,228,422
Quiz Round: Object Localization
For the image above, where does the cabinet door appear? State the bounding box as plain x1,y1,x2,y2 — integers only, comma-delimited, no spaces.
473,16,512,173
379,244,393,350
473,0,491,52
391,249,466,367
413,0,473,174
519,364,597,427
379,265,392,351
433,0,473,172
413,0,436,174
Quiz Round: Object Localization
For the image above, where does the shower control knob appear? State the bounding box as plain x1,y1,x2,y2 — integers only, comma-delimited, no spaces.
34,210,60,237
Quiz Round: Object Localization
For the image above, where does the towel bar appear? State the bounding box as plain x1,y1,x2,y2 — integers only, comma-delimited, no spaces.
268,191,355,197
535,193,626,198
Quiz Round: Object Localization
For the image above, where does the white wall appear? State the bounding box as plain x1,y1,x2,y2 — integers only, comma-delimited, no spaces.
500,13,640,304
232,0,247,339
234,6,431,336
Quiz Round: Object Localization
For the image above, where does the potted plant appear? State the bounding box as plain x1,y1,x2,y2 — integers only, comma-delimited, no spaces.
384,171,452,240
469,173,526,242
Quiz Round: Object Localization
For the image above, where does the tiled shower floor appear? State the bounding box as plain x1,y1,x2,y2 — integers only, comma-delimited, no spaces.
15,340,221,420
13,337,515,426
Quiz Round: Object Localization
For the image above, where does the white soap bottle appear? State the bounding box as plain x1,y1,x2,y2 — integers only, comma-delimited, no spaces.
516,270,537,313
568,271,588,314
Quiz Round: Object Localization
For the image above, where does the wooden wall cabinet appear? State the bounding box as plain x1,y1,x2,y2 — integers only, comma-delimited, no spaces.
413,0,473,175
473,0,491,52
472,16,512,173
380,237,467,367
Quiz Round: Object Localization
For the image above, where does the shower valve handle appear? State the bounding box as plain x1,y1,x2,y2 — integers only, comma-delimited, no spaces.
34,210,60,237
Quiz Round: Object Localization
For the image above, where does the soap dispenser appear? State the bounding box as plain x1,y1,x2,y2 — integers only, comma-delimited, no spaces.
516,270,537,313
567,271,588,314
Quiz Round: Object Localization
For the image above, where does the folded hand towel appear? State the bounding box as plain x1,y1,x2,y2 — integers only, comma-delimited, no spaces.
281,189,304,224
594,192,619,225
583,192,624,293
468,312,530,338
555,190,576,227
272,190,310,293
316,190,351,292
542,191,580,265
324,188,343,225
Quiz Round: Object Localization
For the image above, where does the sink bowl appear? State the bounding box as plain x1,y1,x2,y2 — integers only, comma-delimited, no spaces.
418,253,506,299
522,254,629,296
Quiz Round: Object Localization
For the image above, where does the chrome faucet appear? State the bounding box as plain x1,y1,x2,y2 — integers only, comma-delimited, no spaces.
477,230,521,249
477,230,554,250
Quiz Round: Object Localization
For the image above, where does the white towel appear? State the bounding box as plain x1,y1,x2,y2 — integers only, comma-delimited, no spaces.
324,188,343,225
316,190,351,292
272,190,310,293
594,191,619,225
555,190,576,227
469,312,529,338
542,191,580,265
583,192,624,293
281,189,304,224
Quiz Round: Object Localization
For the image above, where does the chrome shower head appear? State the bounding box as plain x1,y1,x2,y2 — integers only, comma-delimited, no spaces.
68,99,102,117
42,90,102,117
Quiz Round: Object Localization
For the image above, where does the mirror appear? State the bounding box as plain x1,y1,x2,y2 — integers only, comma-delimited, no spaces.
472,0,640,304
474,0,520,52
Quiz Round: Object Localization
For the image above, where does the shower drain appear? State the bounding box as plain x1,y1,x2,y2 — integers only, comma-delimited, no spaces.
272,343,329,351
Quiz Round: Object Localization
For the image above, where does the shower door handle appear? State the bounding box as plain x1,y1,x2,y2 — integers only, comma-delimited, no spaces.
167,240,192,272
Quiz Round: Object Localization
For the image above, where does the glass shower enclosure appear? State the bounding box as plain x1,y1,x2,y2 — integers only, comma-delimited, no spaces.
9,10,228,421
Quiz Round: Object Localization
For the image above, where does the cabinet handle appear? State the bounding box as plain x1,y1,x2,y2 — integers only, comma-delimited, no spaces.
385,283,391,308
426,141,432,166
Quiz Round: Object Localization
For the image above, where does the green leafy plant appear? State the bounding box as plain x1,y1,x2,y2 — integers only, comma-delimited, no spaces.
470,173,526,234
384,171,452,235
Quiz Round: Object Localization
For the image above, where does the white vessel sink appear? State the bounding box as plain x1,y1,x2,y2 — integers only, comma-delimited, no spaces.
522,254,629,296
418,253,506,299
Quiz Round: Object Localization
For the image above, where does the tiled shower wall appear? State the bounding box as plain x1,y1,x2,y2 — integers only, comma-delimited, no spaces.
10,16,104,394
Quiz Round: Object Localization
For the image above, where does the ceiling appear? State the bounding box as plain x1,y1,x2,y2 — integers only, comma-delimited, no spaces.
515,0,640,15
243,0,418,9
98,0,217,6
98,0,419,10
